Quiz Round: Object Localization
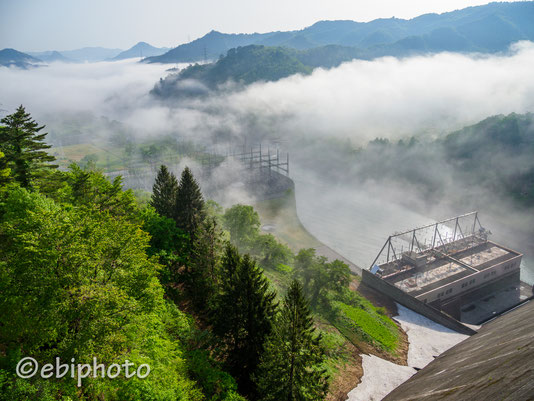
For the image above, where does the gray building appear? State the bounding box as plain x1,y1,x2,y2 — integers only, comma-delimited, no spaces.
365,212,530,326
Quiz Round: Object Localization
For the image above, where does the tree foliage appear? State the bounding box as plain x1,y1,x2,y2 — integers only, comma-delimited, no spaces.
184,217,223,314
255,280,329,401
175,166,205,238
0,187,201,400
0,151,11,189
0,105,57,188
0,159,246,400
211,245,278,398
293,249,351,308
223,204,260,249
251,233,293,270
151,164,179,220
60,163,139,220
0,128,349,400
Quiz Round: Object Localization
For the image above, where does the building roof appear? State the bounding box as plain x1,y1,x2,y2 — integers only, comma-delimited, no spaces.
382,240,520,297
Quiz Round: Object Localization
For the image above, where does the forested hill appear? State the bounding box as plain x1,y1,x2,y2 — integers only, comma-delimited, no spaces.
145,1,534,63
151,45,316,98
442,113,534,206
304,112,534,209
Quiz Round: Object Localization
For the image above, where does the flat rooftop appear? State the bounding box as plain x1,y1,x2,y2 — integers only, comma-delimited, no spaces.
380,239,520,297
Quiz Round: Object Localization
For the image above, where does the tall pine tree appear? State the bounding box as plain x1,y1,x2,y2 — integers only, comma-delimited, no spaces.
175,166,205,238
0,105,57,188
184,217,222,315
150,164,178,219
211,245,277,398
255,280,329,401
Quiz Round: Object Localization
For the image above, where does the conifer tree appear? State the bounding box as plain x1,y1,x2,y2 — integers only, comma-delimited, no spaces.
212,245,277,398
255,280,329,401
0,105,57,188
175,166,205,237
150,164,178,219
184,217,222,314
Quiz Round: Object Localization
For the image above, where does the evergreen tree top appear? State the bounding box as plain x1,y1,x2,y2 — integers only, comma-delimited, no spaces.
255,279,328,401
0,105,57,188
175,166,205,236
151,164,178,220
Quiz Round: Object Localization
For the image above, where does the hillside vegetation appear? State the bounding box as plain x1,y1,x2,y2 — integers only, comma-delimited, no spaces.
151,45,314,98
0,106,406,400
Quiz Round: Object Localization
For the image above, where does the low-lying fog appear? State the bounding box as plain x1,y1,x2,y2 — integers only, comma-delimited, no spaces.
1,43,534,284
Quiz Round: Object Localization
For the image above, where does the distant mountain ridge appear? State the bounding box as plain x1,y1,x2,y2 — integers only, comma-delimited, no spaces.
59,47,123,62
27,50,74,63
0,48,43,69
25,43,168,63
145,1,534,63
29,47,123,62
111,42,169,60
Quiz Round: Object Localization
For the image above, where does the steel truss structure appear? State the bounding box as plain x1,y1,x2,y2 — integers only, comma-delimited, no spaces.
369,212,490,270
199,144,289,176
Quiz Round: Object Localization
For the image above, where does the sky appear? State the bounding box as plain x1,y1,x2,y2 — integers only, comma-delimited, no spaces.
0,0,505,52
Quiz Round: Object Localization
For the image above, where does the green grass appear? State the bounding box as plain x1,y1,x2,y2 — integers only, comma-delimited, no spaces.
50,142,126,170
334,301,399,352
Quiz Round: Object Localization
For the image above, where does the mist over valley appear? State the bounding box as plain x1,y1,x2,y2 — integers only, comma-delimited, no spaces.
2,2,534,400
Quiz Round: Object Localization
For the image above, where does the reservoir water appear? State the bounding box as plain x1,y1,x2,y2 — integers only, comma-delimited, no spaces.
291,167,534,287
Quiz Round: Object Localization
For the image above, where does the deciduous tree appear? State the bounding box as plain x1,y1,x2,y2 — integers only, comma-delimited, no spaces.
223,204,260,249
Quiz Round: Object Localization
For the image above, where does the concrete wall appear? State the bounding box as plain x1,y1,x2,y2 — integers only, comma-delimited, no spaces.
362,269,477,335
248,170,294,200
437,270,523,322
416,254,523,304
